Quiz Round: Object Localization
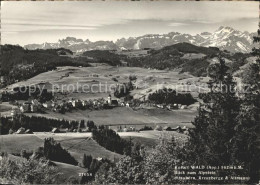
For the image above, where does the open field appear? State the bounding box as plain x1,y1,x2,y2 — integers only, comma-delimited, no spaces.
0,130,187,156
0,134,118,181
121,131,188,148
54,161,88,180
0,103,13,112
0,65,196,164
3,66,208,100
59,138,122,162
26,106,196,129
0,134,43,154
0,102,17,116
33,132,92,141
0,130,187,181
122,136,158,148
0,133,122,162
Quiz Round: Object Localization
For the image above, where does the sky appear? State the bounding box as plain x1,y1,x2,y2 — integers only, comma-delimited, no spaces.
1,1,259,46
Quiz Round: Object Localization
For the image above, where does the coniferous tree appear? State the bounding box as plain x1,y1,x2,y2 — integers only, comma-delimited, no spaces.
185,57,242,184
188,57,239,165
82,154,87,168
82,154,92,169
229,25,260,183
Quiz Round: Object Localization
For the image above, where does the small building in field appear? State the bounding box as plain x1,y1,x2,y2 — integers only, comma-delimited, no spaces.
163,126,172,131
126,102,132,107
0,76,6,84
43,101,55,109
31,99,40,105
25,129,33,134
156,104,164,109
129,127,136,131
180,105,188,109
16,127,26,134
111,100,118,106
172,126,183,133
51,128,60,133
20,102,31,113
167,104,178,110
30,104,38,112
82,100,87,107
71,99,82,108
11,107,21,117
182,126,188,131
123,127,131,132
107,94,112,105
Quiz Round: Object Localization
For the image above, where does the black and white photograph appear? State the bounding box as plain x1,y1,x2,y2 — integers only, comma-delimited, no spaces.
0,1,259,184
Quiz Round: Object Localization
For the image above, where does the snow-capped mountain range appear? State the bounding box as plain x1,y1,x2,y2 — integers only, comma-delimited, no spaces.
24,26,256,53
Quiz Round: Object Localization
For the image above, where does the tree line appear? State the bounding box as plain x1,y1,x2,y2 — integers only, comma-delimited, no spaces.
0,115,93,134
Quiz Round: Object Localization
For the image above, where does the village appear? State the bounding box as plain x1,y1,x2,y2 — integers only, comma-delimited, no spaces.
4,90,191,135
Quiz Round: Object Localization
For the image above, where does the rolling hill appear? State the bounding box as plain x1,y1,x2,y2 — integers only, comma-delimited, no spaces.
127,42,251,77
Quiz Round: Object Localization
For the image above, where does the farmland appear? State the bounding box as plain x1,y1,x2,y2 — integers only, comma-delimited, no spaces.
26,106,196,129
0,133,121,162
1,66,201,129
0,65,198,182
3,66,209,100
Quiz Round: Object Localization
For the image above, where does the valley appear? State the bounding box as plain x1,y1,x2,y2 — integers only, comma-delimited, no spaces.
0,33,257,184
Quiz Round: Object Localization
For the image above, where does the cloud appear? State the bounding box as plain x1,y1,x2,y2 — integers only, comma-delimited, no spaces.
192,20,216,24
168,22,189,27
1,1,258,45
2,22,97,32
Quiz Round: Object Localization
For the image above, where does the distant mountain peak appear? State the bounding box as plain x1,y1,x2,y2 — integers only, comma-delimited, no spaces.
24,26,256,53
201,32,211,35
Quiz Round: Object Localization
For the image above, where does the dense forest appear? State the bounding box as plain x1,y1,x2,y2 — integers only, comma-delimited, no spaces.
1,86,52,102
82,50,126,66
42,138,78,165
92,126,132,155
0,45,92,87
148,88,196,105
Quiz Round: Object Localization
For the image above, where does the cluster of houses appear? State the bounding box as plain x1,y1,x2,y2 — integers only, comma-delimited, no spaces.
44,94,138,113
9,92,190,118
112,124,189,134
137,102,188,110
9,127,33,134
115,126,136,132
156,103,188,110
154,125,189,134
10,94,121,115
9,100,40,118
11,99,42,114
49,95,121,113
